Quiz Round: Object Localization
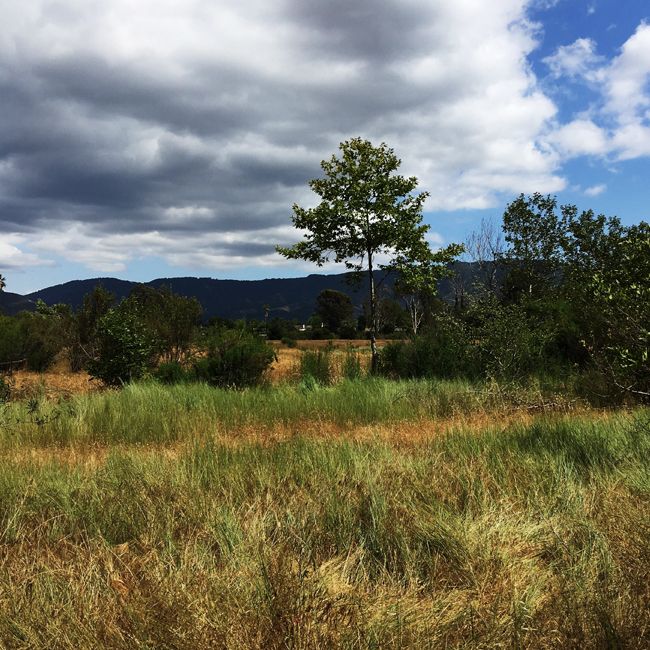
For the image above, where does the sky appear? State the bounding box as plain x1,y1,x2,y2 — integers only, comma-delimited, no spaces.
1,0,649,294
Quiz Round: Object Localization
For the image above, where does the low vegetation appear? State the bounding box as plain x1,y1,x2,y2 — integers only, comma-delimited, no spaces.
0,385,647,647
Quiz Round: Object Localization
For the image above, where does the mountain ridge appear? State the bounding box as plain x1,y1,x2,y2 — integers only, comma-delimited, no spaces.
1,264,482,321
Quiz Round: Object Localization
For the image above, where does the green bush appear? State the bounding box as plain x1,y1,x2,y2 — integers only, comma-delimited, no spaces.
474,302,553,382
379,319,475,380
155,361,191,385
0,316,26,365
87,308,157,386
299,348,332,385
193,329,275,388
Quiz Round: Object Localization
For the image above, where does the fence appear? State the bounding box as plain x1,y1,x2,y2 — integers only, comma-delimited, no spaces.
0,359,27,375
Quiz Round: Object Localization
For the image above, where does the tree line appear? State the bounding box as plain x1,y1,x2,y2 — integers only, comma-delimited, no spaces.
278,138,649,401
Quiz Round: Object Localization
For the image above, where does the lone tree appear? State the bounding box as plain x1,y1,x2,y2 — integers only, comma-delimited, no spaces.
0,274,6,292
277,137,458,371
315,289,354,333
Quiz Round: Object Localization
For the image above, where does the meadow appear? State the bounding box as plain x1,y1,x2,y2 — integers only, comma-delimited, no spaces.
0,360,648,648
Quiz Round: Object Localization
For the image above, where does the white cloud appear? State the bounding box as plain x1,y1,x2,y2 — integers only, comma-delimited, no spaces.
0,235,51,270
543,38,604,79
547,119,610,156
544,22,650,162
584,183,606,197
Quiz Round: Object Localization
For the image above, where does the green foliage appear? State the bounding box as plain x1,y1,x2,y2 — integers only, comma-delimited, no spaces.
342,348,364,380
471,299,555,382
567,217,649,398
267,318,297,341
394,242,465,334
19,303,72,371
193,329,275,388
277,137,439,371
124,285,202,363
87,307,157,386
70,285,115,371
500,194,649,398
299,348,333,386
379,318,474,380
277,138,430,272
155,361,191,385
501,193,565,300
0,315,25,364
315,289,354,333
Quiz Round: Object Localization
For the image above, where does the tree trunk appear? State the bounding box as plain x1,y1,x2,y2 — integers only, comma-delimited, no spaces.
368,250,378,373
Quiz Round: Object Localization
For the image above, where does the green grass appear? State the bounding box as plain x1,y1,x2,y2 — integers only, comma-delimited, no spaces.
0,377,583,446
0,394,648,647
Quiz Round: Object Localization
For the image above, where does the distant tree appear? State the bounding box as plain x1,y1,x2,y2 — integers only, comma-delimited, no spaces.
394,242,464,334
501,193,565,301
266,317,298,341
17,301,73,371
278,137,449,371
464,218,504,296
0,274,6,292
124,285,202,362
315,289,354,333
70,285,115,370
88,305,157,386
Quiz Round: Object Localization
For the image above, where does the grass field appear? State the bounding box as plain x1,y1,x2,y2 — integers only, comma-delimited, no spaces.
0,376,648,648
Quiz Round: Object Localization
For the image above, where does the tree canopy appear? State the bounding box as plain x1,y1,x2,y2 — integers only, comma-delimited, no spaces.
277,137,461,369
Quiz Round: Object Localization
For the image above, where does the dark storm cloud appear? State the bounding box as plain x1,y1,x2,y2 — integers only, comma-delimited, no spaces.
287,0,439,62
0,0,567,272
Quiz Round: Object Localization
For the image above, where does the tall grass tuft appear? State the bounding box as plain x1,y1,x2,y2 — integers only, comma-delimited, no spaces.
299,347,333,386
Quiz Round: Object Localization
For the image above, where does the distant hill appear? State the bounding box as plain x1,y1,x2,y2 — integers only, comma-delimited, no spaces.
2,263,491,321
0,291,36,316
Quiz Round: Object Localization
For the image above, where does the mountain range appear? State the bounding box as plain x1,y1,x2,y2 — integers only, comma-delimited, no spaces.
0,264,483,321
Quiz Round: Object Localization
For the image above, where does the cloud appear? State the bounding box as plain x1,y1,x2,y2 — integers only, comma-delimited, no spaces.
584,183,606,197
0,234,51,269
543,38,604,79
547,119,609,156
0,0,577,275
543,22,650,162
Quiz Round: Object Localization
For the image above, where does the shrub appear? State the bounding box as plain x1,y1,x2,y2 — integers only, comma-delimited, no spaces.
193,329,275,388
474,302,553,382
379,318,474,380
299,348,332,385
87,308,157,386
155,361,191,385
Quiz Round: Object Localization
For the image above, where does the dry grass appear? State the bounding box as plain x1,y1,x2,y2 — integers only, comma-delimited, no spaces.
10,369,99,399
268,346,374,383
6,342,377,395
0,407,647,648
1,361,647,647
0,408,586,467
